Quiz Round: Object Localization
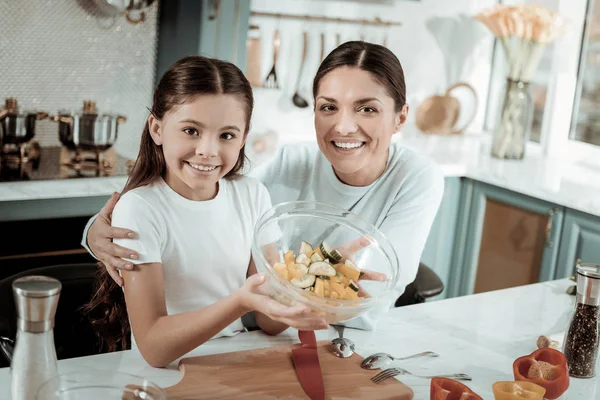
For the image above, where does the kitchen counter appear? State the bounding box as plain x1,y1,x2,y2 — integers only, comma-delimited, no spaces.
0,278,596,399
1,132,600,219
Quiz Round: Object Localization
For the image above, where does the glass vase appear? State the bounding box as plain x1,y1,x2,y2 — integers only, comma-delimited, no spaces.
491,78,534,159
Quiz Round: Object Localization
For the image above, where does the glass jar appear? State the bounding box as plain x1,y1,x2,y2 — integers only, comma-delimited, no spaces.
491,78,534,160
563,261,600,378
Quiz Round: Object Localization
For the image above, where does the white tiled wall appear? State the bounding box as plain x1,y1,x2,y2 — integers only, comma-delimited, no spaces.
246,0,497,153
0,0,158,160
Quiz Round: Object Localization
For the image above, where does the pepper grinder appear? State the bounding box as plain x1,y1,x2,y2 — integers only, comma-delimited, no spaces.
563,262,600,378
10,276,61,400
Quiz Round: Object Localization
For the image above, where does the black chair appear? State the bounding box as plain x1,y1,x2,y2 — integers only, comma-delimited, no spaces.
0,263,114,368
394,263,444,307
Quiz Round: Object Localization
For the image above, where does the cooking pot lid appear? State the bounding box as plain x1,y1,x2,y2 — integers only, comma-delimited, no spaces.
58,101,120,118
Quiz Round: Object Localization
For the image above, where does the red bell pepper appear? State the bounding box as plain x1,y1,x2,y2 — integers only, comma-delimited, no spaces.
430,377,483,400
513,348,570,399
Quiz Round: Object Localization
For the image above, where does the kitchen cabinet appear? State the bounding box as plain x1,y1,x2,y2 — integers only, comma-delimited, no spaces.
556,208,600,279
420,177,461,300
448,180,563,297
156,0,250,80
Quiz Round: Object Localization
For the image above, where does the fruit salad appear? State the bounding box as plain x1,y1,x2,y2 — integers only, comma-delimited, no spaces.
272,241,364,301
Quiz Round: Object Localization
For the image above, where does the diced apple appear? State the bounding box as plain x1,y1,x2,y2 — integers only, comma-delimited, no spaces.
300,241,314,256
296,253,310,266
291,263,308,279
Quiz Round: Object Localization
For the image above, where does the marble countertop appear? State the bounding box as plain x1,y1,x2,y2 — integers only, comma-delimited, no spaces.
2,132,600,218
0,278,597,399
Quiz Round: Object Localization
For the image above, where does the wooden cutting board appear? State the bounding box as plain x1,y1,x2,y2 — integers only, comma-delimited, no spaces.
164,341,413,399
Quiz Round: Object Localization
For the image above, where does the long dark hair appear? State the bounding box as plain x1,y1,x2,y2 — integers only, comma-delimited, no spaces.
83,56,254,353
313,41,406,112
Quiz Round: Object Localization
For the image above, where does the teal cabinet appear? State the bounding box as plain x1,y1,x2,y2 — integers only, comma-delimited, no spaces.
556,209,600,278
420,177,462,300
155,0,251,80
198,0,251,68
448,180,563,297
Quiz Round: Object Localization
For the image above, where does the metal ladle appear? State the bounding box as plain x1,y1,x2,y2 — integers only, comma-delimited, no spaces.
360,351,440,370
291,31,309,108
330,325,355,358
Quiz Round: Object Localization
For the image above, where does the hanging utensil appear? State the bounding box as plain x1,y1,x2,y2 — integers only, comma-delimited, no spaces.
245,24,262,87
383,26,389,47
98,0,156,24
292,31,309,108
263,29,280,89
320,32,326,61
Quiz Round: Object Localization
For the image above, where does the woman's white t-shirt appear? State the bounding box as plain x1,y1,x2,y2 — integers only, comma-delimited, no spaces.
111,176,273,344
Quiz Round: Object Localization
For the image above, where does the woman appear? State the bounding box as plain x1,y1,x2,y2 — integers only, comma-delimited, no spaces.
83,41,444,330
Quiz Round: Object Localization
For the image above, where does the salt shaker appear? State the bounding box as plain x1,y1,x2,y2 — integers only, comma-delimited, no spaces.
563,262,600,378
10,276,61,400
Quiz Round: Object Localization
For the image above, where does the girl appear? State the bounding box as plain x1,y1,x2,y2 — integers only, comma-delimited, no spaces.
84,56,328,368
86,41,444,331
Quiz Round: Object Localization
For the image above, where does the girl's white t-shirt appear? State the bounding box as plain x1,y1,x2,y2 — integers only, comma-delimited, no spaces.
111,176,274,343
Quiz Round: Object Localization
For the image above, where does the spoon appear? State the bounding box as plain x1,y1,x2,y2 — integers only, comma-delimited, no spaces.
360,351,440,370
292,31,309,108
330,325,355,358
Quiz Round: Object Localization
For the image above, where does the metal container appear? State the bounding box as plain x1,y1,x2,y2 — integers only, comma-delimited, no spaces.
0,98,48,145
10,275,61,400
52,100,126,151
93,0,156,24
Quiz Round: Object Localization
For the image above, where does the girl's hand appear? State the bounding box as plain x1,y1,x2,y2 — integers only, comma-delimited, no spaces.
238,274,328,331
89,192,139,286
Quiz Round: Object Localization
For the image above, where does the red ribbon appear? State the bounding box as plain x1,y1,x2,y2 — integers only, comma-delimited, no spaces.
291,330,325,400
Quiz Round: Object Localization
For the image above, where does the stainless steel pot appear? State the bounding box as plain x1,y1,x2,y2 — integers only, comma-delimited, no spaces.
0,98,48,145
52,100,126,151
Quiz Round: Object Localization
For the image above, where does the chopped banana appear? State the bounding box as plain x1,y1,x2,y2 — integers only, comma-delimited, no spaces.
291,273,316,288
308,261,336,277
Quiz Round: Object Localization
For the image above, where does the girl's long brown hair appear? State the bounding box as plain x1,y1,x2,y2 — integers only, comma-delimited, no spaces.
82,56,254,353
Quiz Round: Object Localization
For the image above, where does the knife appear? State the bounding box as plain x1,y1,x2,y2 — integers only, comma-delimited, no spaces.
292,330,325,400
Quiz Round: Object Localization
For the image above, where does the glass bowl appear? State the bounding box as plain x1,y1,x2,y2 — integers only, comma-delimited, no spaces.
251,201,400,324
35,370,166,400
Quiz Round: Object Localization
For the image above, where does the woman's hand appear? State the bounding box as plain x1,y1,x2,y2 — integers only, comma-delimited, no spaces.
337,235,372,262
89,192,140,286
238,274,328,331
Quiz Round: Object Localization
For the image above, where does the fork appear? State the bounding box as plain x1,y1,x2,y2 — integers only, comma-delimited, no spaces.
263,29,280,89
371,367,472,384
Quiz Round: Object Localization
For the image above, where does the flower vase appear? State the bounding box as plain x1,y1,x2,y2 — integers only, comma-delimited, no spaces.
491,78,534,159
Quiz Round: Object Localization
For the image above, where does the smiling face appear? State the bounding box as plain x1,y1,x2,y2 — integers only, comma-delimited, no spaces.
148,94,247,201
314,66,408,186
